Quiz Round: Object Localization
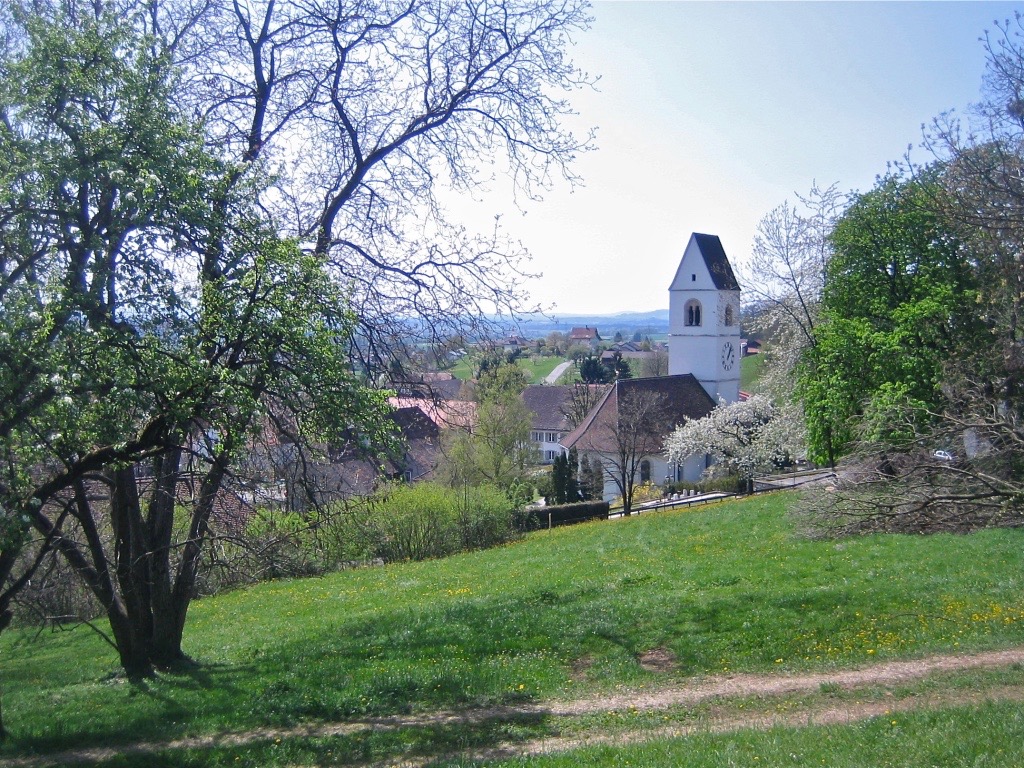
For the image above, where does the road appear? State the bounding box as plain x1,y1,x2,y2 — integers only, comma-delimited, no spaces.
545,360,573,384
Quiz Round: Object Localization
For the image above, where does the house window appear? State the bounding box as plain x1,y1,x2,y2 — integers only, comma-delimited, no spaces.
724,304,734,326
530,431,540,442
685,299,702,327
640,459,651,483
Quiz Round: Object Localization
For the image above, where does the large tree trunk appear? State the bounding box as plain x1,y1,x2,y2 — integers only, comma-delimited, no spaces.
146,446,191,668
110,467,155,672
105,448,228,672
30,447,232,678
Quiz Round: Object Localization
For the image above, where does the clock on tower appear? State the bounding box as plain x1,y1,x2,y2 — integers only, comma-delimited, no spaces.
721,341,736,372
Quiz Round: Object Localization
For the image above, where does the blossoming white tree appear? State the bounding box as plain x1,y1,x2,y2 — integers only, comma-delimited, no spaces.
665,395,802,483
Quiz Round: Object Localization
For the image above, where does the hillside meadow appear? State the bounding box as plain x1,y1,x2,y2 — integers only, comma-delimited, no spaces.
3,492,1024,765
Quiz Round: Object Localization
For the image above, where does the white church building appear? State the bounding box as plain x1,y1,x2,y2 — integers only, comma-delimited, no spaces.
561,232,741,500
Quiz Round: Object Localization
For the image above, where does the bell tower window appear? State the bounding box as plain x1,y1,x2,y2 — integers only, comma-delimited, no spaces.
724,304,734,326
685,300,702,327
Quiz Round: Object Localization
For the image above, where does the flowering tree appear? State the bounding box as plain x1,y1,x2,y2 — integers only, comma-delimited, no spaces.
665,395,801,482
740,185,846,465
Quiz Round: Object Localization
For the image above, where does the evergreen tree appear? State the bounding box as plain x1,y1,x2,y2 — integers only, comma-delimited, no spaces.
614,355,632,380
566,447,580,502
547,452,569,504
580,454,603,501
579,355,611,384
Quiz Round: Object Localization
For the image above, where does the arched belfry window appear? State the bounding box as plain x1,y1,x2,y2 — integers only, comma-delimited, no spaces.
685,300,702,327
724,304,734,327
640,460,651,483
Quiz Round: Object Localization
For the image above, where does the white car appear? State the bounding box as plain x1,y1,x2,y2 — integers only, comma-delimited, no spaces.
932,450,956,462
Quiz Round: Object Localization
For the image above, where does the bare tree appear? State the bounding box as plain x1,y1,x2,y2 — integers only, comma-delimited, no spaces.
639,349,669,378
561,382,608,429
742,184,846,401
152,0,596,372
798,381,1024,536
601,388,667,515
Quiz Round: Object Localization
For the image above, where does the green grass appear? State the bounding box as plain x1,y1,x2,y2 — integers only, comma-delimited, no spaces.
449,356,567,383
440,701,1024,767
4,493,1024,762
515,356,566,384
50,666,1024,766
450,356,476,380
740,352,764,391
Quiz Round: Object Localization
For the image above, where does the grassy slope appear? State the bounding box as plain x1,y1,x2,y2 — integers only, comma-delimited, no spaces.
448,699,1024,767
515,356,565,384
740,351,764,391
4,492,1024,757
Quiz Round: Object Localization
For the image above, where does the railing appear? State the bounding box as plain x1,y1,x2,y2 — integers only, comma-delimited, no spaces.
603,469,837,519
609,491,734,517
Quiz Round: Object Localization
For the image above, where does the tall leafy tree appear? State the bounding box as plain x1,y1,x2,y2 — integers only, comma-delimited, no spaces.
1,0,593,688
797,170,981,465
0,5,390,679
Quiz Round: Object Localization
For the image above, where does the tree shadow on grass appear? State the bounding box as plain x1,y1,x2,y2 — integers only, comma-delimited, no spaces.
29,710,555,767
9,661,255,756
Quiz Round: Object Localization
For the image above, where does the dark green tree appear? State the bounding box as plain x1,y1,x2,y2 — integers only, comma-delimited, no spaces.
580,454,604,501
613,354,632,380
566,447,581,502
547,448,581,504
547,453,569,504
579,355,611,384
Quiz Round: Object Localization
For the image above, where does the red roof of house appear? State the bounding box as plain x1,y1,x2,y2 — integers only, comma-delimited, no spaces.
568,326,601,341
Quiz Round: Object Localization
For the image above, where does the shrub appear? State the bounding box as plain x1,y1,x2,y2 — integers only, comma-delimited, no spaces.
348,482,525,563
524,500,609,528
630,481,662,504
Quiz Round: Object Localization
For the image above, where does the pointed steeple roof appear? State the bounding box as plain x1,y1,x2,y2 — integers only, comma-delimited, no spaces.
669,233,740,292
692,233,739,290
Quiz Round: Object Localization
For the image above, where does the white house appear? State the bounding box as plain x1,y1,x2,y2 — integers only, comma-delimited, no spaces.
521,385,577,464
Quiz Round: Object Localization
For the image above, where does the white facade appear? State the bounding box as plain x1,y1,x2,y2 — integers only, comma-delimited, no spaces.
667,234,742,405
531,429,567,464
593,452,710,502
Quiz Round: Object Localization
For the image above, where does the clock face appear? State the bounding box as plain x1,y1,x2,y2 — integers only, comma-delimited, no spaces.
721,341,736,371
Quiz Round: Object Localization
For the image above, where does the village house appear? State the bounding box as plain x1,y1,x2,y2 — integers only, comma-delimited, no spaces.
561,374,717,498
521,385,576,464
568,326,602,349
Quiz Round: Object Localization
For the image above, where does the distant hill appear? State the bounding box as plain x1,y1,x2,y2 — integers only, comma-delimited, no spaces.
511,310,670,339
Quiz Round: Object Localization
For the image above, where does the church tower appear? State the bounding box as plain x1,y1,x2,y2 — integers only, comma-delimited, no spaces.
668,233,741,404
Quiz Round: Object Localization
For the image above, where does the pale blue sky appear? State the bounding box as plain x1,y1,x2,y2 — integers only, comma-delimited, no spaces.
452,1,1019,315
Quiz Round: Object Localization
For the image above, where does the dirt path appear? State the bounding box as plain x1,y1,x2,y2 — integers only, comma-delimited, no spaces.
6,647,1024,767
